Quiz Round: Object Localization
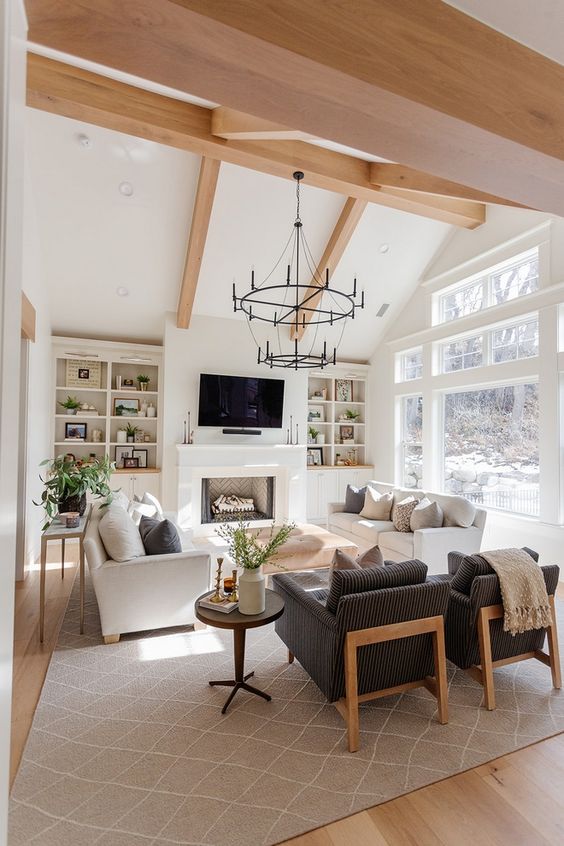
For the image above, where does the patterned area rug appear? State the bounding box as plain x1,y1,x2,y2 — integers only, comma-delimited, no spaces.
9,574,564,846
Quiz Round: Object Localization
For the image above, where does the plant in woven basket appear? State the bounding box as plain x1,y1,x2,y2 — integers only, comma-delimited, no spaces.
34,454,115,529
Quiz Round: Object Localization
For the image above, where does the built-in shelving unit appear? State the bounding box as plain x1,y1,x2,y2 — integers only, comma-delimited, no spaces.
52,337,163,497
306,369,369,467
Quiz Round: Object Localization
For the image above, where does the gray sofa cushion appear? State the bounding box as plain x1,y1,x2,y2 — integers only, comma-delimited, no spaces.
378,531,415,559
344,484,367,514
326,559,427,615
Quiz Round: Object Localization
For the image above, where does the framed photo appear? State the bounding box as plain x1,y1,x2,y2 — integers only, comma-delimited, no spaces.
123,456,140,469
339,424,354,443
66,358,101,389
113,397,140,416
310,387,327,400
336,379,353,402
115,445,132,468
307,404,325,423
307,446,324,466
65,422,87,440
132,448,148,468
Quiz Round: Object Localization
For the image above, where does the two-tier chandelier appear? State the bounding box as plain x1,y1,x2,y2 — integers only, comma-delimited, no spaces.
232,171,364,369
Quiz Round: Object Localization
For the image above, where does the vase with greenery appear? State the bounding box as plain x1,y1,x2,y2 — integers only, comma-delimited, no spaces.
308,425,319,444
137,374,150,391
58,395,80,415
125,422,139,443
343,408,361,420
34,454,115,529
218,518,294,614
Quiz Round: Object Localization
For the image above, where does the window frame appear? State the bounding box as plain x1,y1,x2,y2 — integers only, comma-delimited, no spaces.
396,347,423,383
400,393,423,489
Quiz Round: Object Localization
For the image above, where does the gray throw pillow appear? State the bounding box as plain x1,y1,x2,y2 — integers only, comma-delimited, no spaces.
139,516,182,556
344,484,367,514
410,497,443,531
332,545,384,572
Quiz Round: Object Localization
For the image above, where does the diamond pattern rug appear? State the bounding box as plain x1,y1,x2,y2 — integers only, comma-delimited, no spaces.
9,575,564,846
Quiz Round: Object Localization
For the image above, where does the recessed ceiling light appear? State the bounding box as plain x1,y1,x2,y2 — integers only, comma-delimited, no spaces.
119,181,134,197
116,286,129,297
379,243,390,254
77,133,92,148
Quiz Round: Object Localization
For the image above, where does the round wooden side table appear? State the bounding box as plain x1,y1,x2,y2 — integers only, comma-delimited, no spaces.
195,589,284,714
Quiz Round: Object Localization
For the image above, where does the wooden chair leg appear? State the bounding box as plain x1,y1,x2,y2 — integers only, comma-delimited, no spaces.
547,595,562,689
432,621,449,724
103,634,120,645
343,632,360,752
288,649,294,664
477,607,496,710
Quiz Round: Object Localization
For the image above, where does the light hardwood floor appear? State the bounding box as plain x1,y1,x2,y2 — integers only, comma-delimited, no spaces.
11,555,564,843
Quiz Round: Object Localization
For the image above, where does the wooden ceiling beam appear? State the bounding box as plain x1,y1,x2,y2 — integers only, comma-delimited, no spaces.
25,0,564,215
26,54,484,229
370,164,527,209
290,197,367,341
211,107,316,141
177,157,220,329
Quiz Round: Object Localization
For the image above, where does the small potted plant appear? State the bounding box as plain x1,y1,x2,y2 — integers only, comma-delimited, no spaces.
125,422,139,443
58,395,81,415
34,454,115,529
340,408,361,422
308,425,319,444
137,374,150,392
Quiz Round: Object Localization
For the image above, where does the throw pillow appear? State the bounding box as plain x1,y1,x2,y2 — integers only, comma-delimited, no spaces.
139,516,182,556
360,488,393,520
111,489,130,511
393,496,417,532
357,545,385,567
344,484,367,514
410,497,443,531
332,549,362,571
442,496,476,528
128,501,157,525
98,505,145,562
331,545,384,572
141,491,164,518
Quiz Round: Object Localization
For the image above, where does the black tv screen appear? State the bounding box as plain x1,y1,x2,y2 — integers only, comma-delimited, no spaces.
198,374,285,429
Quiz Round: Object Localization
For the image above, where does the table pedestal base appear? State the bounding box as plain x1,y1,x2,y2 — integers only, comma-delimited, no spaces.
209,628,272,714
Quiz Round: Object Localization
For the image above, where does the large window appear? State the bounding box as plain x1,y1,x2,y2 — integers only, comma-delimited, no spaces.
491,318,539,363
442,334,483,372
438,248,539,324
443,384,539,516
402,395,423,489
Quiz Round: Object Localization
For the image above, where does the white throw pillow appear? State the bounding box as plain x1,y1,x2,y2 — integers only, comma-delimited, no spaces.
410,497,444,531
99,505,145,562
360,488,393,520
127,501,157,525
443,496,476,528
142,491,164,518
111,489,130,511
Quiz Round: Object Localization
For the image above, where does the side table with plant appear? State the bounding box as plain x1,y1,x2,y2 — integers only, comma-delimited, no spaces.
34,454,115,529
218,518,294,614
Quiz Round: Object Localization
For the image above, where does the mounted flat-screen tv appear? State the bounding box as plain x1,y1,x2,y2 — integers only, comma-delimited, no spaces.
198,373,285,429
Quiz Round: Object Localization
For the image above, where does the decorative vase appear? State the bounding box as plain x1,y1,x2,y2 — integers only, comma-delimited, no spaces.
127,435,134,443
59,492,86,516
238,566,266,615
66,408,77,415
316,433,325,445
139,382,147,392
147,403,156,418
117,430,127,443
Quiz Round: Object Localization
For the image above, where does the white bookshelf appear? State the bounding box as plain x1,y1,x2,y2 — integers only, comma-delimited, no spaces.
306,369,370,468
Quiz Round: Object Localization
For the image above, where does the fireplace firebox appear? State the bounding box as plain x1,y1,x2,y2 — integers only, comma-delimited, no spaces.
201,476,275,524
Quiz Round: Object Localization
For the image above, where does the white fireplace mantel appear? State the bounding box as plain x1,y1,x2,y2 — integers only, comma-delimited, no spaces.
176,444,307,536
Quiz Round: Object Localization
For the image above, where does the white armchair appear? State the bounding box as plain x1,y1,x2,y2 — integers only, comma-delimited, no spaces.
84,508,212,643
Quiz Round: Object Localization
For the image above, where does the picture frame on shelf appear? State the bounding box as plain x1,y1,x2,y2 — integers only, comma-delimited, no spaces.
64,422,87,440
132,448,148,468
339,424,354,443
309,387,327,400
66,358,102,389
115,445,132,468
123,456,140,469
307,404,325,423
336,379,353,402
307,446,324,466
113,397,140,416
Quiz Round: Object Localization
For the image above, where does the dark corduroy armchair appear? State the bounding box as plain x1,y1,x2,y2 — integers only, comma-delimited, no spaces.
445,548,561,709
272,560,450,751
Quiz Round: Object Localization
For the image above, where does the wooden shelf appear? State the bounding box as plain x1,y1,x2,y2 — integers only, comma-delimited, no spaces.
55,413,105,419
110,389,159,396
55,385,107,392
110,415,158,421
113,467,161,474
334,400,365,405
54,441,106,446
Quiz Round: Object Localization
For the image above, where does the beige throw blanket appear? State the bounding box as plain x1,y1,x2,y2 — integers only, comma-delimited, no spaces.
480,548,552,636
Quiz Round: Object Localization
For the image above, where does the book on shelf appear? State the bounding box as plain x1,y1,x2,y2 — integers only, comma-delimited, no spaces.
198,594,239,613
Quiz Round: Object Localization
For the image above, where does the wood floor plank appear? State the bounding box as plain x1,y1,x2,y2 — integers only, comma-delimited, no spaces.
325,811,389,846
368,798,445,846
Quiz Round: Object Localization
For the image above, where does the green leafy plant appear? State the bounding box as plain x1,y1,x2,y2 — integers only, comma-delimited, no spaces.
344,408,361,420
308,425,320,441
218,518,295,571
125,422,139,437
58,395,80,410
34,454,115,530
137,374,150,385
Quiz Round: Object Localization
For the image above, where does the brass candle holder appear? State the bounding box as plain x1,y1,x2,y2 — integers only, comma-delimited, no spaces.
209,556,225,603
229,568,239,603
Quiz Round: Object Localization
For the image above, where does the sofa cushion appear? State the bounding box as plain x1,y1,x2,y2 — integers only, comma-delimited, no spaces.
332,545,384,572
326,559,428,615
378,531,415,559
451,547,539,595
330,512,367,534
139,516,182,556
98,505,145,562
393,497,418,532
353,518,395,542
344,484,367,514
410,497,443,531
360,488,393,520
442,495,476,528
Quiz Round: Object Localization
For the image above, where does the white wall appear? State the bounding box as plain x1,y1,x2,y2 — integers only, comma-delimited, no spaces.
20,164,52,576
161,313,308,512
0,0,27,841
368,205,564,567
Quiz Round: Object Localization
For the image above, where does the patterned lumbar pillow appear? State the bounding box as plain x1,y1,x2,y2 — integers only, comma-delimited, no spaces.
393,496,418,532
139,516,182,556
359,487,393,520
410,496,444,531
344,484,367,514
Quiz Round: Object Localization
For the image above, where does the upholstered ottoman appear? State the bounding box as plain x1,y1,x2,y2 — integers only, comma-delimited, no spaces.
258,523,358,575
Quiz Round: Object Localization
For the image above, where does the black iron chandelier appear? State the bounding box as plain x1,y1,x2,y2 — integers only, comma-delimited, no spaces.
232,171,364,369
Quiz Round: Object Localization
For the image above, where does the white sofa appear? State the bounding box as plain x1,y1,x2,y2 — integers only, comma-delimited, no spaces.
84,506,212,643
328,480,487,575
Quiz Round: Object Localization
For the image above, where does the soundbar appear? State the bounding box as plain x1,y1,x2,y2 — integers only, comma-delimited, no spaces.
222,428,262,435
